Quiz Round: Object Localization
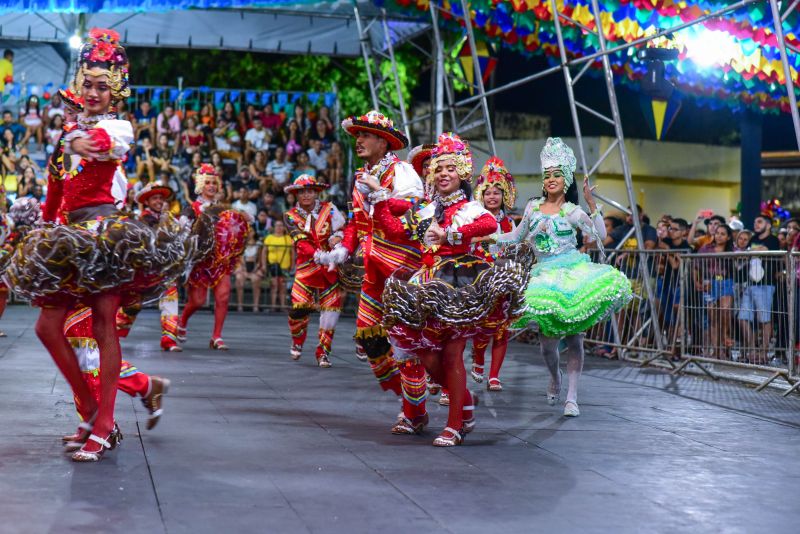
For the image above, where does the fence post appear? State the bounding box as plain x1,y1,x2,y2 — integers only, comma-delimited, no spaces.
789,253,796,376
679,253,687,358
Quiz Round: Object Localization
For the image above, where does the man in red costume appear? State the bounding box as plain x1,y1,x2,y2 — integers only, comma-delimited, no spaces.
318,110,429,434
284,175,345,368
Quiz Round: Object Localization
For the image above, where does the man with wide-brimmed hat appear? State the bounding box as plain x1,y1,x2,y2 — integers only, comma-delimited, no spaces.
318,110,429,435
283,174,345,368
125,182,183,352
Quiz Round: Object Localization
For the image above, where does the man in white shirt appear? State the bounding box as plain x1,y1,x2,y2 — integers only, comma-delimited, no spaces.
231,187,258,220
306,139,328,173
266,146,294,194
244,117,270,163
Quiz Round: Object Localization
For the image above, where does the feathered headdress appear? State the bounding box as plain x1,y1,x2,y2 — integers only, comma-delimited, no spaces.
427,132,473,185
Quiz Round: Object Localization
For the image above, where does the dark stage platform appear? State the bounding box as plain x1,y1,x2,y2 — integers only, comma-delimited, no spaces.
0,307,797,533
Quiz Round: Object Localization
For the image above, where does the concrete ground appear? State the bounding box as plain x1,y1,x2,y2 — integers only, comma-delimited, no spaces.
0,306,798,534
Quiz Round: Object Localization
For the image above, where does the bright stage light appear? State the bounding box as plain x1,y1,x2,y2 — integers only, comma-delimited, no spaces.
684,30,739,68
68,34,82,50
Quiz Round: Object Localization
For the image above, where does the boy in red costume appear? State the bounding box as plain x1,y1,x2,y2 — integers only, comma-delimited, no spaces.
318,111,429,434
470,157,517,391
135,182,182,352
284,175,345,367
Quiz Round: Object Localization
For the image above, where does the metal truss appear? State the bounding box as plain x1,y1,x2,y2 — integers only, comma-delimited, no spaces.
353,4,413,145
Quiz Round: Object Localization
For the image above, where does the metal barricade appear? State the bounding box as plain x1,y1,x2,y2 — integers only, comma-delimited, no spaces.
671,251,799,394
583,248,680,364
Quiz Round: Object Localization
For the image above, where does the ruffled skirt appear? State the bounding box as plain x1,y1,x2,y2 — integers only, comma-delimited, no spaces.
514,250,632,337
2,210,208,306
187,209,249,288
383,251,531,357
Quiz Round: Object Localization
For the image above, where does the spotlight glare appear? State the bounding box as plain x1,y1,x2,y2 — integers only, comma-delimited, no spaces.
684,30,739,68
68,34,82,50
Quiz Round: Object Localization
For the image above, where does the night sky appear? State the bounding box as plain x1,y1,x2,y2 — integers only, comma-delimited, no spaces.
415,50,798,152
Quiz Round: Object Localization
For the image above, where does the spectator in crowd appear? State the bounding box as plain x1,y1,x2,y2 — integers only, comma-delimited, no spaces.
213,117,242,162
658,217,690,328
258,191,283,222
306,139,328,175
249,150,268,181
688,212,725,250
232,186,258,220
180,117,207,159
239,104,260,133
244,117,270,163
262,219,293,311
133,100,157,141
20,95,43,149
786,219,800,249
156,105,181,144
135,136,157,183
603,216,624,248
308,119,334,149
266,146,293,193
44,114,64,155
0,50,13,92
220,101,238,126
778,228,789,250
228,166,261,202
289,103,311,132
45,91,65,120
604,205,657,251
253,209,272,239
17,165,41,198
234,229,264,313
292,151,316,180
317,105,334,133
198,103,216,132
260,103,282,134
281,119,304,159
1,109,24,144
1,127,20,179
698,224,735,357
152,133,178,175
738,214,780,364
735,229,753,251
326,140,344,186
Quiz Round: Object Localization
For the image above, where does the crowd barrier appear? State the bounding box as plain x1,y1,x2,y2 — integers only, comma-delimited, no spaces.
581,248,800,395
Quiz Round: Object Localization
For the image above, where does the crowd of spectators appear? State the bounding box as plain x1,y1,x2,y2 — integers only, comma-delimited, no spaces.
0,94,347,312
581,205,800,368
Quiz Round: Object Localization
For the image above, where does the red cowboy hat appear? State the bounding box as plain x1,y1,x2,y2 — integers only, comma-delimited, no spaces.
283,174,330,194
407,144,436,176
135,182,174,205
341,110,408,151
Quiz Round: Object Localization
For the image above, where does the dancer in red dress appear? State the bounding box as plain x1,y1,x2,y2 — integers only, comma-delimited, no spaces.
318,111,429,434
470,157,517,391
284,175,345,367
3,29,198,461
380,133,529,446
178,164,249,350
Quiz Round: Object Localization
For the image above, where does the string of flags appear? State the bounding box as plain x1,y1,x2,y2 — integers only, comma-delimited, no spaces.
2,83,337,111
386,0,800,114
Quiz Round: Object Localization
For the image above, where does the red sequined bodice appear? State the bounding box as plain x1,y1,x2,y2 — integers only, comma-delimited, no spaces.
62,159,119,214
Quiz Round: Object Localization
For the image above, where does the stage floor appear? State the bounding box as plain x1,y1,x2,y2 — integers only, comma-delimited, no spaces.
0,306,798,534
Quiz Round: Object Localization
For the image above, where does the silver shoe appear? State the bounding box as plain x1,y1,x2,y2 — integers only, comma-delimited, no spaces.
546,369,563,406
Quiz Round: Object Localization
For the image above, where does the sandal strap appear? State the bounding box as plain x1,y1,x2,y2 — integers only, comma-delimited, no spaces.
442,426,461,440
78,421,93,431
462,405,475,411
88,434,111,448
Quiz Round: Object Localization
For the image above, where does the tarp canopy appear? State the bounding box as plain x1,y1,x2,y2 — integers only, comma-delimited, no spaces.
384,0,800,114
0,1,428,57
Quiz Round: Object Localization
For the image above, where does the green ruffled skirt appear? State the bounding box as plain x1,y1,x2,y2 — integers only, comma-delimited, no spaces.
514,250,632,337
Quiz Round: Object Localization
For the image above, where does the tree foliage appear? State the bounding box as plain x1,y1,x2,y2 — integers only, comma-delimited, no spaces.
127,47,424,119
